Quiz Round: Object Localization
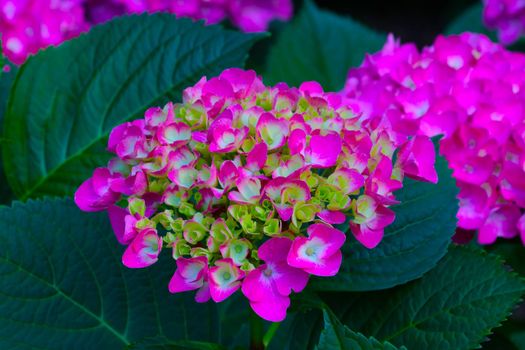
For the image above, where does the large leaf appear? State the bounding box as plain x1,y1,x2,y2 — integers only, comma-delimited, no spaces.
3,14,263,200
317,310,403,350
264,0,385,91
324,246,525,350
311,142,459,291
0,198,251,349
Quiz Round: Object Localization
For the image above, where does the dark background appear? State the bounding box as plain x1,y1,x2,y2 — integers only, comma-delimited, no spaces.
314,0,478,46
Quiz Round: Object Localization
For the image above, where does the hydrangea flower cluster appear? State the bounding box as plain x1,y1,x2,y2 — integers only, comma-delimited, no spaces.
0,0,87,64
0,0,292,64
483,0,525,45
341,32,525,245
75,68,437,321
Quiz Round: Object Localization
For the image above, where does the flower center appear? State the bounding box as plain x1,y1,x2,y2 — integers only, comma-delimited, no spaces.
263,268,273,277
222,272,232,281
306,247,315,257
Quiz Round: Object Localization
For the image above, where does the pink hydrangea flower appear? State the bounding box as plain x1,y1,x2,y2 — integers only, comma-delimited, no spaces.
1,0,293,64
242,237,308,322
483,0,525,45
341,32,525,245
287,223,346,276
122,227,162,268
77,68,437,321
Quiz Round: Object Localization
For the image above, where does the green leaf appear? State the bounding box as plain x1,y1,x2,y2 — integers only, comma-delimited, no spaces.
311,141,459,291
3,14,264,200
268,308,324,350
445,3,496,40
128,336,226,350
324,246,525,350
0,63,16,205
264,0,385,91
317,310,403,350
0,198,251,349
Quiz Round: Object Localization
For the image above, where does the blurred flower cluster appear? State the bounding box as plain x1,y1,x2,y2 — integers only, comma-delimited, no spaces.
483,0,525,45
0,0,292,64
341,32,525,245
75,68,437,321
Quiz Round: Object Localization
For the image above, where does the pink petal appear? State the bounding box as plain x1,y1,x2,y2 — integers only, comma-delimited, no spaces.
317,210,347,224
350,223,384,249
478,205,521,244
397,136,438,183
122,229,162,268
108,205,128,245
306,132,342,168
249,294,290,322
168,256,208,293
256,113,289,150
246,142,268,172
457,182,490,230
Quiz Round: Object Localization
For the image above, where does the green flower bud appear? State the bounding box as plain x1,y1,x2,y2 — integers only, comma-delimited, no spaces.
190,247,214,260
128,197,146,217
228,204,250,222
210,219,235,242
317,184,333,202
240,214,258,235
179,202,196,217
170,218,184,233
327,191,351,211
171,239,191,260
136,218,153,230
152,210,174,229
263,218,282,236
183,220,207,244
292,202,320,227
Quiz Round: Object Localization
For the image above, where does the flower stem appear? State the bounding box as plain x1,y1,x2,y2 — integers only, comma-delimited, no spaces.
250,311,264,350
263,322,281,348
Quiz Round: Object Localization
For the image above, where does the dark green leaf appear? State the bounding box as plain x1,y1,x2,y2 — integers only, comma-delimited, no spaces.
3,14,264,200
317,310,403,350
0,198,251,349
264,0,385,91
311,141,459,291
268,308,324,350
0,63,16,205
324,246,525,350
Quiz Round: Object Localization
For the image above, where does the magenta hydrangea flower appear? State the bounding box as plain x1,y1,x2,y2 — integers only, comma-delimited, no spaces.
483,0,525,45
0,0,87,64
76,68,437,321
1,0,292,64
341,32,525,246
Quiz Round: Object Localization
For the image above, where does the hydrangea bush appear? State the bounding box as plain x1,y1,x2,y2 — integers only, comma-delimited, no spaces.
0,1,524,349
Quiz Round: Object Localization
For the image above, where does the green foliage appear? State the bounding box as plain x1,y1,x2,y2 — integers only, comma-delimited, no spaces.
311,141,459,291
317,310,403,350
127,336,226,350
0,198,250,349
264,0,385,91
446,3,496,40
2,14,264,200
324,246,525,350
0,63,16,205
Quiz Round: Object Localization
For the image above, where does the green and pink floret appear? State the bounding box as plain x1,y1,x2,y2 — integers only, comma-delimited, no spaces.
75,68,437,321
